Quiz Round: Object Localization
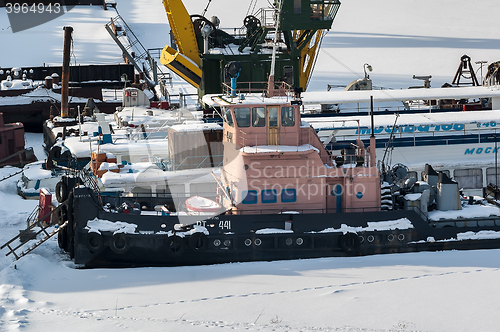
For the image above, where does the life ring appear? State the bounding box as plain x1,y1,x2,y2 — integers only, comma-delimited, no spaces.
188,233,208,252
55,181,68,203
110,233,130,255
339,232,360,253
165,236,185,257
86,232,104,253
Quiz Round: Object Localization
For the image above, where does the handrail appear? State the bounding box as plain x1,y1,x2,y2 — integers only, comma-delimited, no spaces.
221,81,293,98
225,206,383,215
172,155,223,170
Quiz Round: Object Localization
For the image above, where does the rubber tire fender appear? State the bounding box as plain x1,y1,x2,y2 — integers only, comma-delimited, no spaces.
49,146,61,160
165,235,186,257
57,225,68,251
110,233,130,255
339,232,361,253
86,232,104,253
188,233,208,252
55,181,68,203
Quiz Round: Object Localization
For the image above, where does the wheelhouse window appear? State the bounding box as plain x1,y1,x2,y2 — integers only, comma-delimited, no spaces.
281,106,295,127
242,190,258,204
252,107,266,127
224,107,234,127
281,189,296,203
268,107,278,127
234,107,251,127
261,189,277,203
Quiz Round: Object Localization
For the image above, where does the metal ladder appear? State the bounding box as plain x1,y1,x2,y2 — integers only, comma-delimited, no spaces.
0,170,23,183
78,168,102,205
0,202,68,261
105,14,170,91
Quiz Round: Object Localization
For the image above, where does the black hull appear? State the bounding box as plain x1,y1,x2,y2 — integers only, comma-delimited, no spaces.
65,188,500,268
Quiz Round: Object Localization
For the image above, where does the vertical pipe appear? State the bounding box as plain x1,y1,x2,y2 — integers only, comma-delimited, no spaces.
370,96,375,137
61,26,73,118
267,0,283,97
370,95,376,167
496,133,498,198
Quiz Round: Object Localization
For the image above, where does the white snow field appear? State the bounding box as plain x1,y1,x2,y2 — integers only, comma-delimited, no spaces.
1,0,500,331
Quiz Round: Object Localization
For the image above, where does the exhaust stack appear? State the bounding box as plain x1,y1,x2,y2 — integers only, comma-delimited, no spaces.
61,26,73,118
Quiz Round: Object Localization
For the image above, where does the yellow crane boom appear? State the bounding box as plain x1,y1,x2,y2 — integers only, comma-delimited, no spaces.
161,0,202,88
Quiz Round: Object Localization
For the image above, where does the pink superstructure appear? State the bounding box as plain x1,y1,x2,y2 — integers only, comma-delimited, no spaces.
205,92,381,215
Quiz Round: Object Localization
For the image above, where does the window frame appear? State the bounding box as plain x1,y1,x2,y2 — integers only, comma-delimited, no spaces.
242,190,258,204
261,189,277,204
281,188,297,203
234,107,251,128
252,107,266,127
281,106,295,127
224,107,234,127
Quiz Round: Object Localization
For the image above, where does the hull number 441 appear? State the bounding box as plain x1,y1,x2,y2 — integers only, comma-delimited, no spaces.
196,220,231,230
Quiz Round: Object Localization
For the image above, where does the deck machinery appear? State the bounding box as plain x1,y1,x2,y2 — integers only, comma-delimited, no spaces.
161,0,340,99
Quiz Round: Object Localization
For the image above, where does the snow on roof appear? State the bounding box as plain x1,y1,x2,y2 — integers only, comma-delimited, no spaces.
307,109,500,130
170,122,222,132
100,166,218,187
22,161,53,180
240,144,319,154
202,93,295,108
0,87,90,106
302,86,500,105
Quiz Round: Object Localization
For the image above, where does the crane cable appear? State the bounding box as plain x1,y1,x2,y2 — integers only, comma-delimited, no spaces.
202,0,212,17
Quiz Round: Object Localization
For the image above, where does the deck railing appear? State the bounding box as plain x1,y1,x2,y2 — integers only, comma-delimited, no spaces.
221,81,294,99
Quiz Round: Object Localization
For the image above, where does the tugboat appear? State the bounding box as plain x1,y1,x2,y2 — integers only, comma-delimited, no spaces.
35,80,500,268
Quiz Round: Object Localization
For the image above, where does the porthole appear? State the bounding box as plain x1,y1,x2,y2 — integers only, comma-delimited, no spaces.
214,239,221,247
244,238,252,246
367,235,375,243
223,239,231,247
254,238,262,246
398,234,405,241
285,238,293,246
387,234,395,241
296,238,304,246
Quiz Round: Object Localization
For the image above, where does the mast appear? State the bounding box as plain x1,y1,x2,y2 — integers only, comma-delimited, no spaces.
370,95,376,167
266,0,283,97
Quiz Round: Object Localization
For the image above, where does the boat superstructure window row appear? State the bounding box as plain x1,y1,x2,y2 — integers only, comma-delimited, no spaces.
228,106,296,129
